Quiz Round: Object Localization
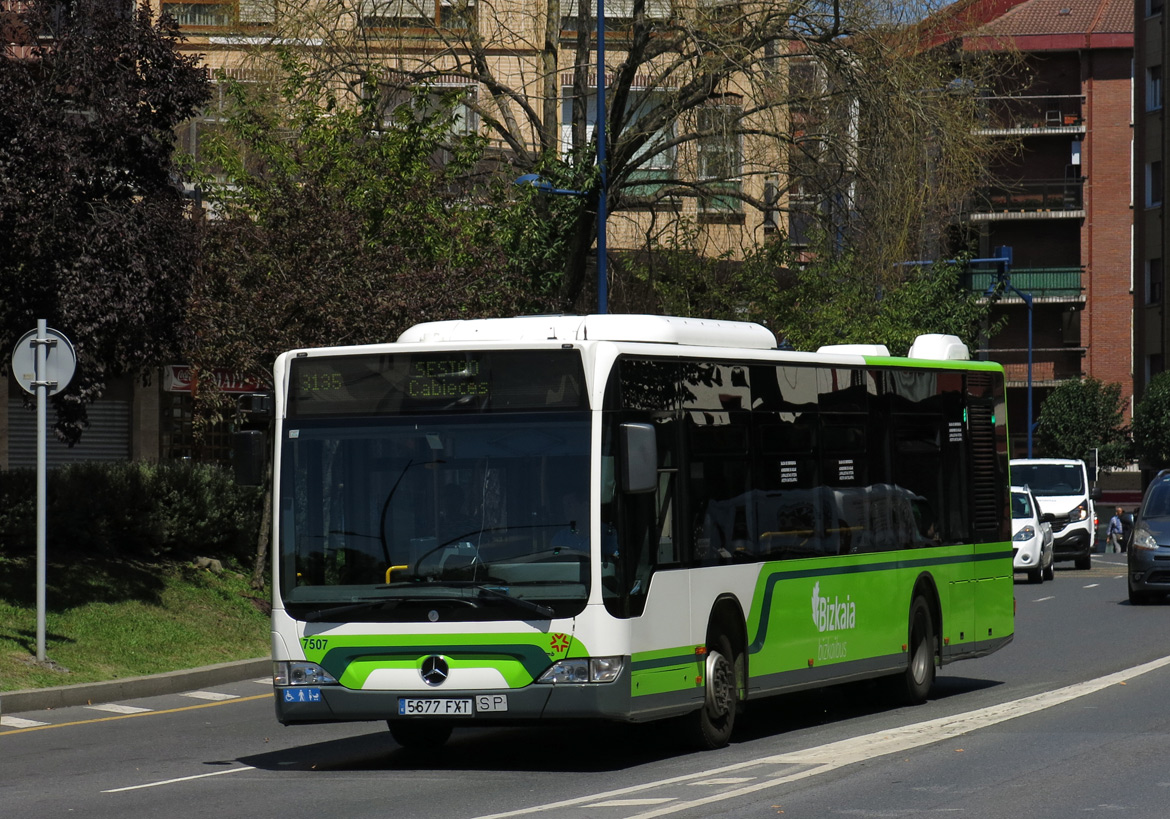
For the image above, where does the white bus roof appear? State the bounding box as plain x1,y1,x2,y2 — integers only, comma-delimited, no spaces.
397,314,779,350
395,316,974,362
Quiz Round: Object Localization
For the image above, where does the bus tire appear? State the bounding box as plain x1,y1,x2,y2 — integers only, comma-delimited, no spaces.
387,720,453,751
686,631,738,750
902,596,936,705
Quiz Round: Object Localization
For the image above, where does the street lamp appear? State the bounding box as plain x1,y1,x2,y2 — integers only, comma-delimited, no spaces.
514,174,587,198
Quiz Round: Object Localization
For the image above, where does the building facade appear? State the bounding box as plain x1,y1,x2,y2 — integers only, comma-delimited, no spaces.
1135,0,1167,396
944,0,1134,457
3,0,802,469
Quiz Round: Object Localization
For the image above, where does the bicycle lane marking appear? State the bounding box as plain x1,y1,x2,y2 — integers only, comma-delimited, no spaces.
0,693,270,736
472,653,1170,819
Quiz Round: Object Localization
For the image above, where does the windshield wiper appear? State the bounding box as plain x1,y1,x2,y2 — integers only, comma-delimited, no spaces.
301,598,402,623
475,585,556,619
302,586,554,622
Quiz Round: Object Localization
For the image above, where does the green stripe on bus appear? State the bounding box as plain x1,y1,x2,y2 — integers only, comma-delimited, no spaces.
746,547,1011,654
310,635,581,689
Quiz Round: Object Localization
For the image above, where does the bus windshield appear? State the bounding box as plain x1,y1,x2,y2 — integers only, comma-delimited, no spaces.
278,412,592,621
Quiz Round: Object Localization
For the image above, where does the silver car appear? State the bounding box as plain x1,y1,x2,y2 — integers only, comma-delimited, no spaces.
1012,485,1055,583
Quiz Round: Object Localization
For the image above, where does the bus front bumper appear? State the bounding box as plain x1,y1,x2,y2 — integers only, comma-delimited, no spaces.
275,679,636,726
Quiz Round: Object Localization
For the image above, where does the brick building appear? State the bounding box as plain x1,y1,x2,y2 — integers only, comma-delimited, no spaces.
935,0,1134,457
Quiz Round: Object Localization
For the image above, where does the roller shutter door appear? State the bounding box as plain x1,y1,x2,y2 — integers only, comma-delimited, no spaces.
7,399,131,468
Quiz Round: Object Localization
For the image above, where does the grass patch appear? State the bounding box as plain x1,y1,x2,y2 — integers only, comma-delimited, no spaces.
0,555,270,692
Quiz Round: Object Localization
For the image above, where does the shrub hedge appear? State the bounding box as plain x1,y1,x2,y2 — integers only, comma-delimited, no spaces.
0,461,263,563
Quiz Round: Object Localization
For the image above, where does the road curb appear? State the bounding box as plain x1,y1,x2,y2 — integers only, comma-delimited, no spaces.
0,657,271,715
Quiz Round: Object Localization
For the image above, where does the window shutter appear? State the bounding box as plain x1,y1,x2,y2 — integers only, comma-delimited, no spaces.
563,0,669,18
362,0,437,18
238,0,274,23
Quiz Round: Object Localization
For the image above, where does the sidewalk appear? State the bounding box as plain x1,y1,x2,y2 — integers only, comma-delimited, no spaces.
0,657,270,716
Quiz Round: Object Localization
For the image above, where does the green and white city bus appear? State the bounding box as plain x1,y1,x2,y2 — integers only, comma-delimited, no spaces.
264,315,1013,750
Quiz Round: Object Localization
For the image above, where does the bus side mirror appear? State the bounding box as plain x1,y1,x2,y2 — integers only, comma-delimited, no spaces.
233,430,267,487
620,422,657,494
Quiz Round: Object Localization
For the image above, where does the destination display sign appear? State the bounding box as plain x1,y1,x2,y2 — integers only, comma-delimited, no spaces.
287,350,586,416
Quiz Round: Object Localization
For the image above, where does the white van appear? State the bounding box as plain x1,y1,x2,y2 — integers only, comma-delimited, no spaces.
1009,458,1098,570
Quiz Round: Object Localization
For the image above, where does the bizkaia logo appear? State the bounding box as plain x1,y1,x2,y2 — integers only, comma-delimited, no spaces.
811,581,856,633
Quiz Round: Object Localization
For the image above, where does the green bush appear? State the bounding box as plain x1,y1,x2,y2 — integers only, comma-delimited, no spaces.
1133,371,1170,470
0,461,262,563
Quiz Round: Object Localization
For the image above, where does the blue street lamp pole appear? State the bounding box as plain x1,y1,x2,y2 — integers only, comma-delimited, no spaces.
595,0,608,314
515,1,607,313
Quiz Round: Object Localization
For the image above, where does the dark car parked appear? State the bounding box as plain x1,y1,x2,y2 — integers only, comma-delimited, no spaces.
1128,470,1170,604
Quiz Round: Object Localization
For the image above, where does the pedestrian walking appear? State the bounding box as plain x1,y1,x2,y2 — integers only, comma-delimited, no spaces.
1106,506,1124,553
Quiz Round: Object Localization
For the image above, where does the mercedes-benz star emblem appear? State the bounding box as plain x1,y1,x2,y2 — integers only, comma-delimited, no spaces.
420,655,450,687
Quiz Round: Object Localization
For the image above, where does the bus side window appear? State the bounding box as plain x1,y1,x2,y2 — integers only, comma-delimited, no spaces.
688,415,751,564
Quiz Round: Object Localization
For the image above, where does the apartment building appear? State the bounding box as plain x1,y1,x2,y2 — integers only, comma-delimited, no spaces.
932,0,1133,457
1135,0,1167,394
164,0,796,262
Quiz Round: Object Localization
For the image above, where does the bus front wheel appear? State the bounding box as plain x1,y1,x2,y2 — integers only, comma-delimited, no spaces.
387,720,453,751
902,597,936,705
686,632,738,750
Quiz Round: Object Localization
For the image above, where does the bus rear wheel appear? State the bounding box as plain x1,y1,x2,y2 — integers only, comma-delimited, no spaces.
901,597,936,705
387,720,453,751
685,632,738,750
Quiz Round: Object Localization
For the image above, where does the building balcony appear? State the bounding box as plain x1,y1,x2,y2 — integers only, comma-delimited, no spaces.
973,94,1086,136
967,178,1085,221
980,347,1086,387
961,267,1084,302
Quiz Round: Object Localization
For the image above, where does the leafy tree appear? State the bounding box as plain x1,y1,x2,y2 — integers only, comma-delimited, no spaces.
1132,372,1170,469
783,31,1019,285
1035,378,1129,467
228,0,1007,311
0,0,209,440
620,227,996,356
187,54,578,587
619,225,791,320
772,251,998,355
187,54,558,393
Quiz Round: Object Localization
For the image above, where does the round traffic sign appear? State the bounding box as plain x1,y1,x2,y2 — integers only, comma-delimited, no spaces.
10,327,77,396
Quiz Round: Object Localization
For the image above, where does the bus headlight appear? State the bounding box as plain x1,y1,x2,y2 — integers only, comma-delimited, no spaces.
274,661,338,686
537,657,624,684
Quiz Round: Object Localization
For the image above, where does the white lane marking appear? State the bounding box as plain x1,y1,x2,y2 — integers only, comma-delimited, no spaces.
182,691,239,702
1033,596,1056,602
86,704,151,714
252,678,272,685
472,654,1170,819
688,778,754,786
0,716,49,728
592,800,676,807
1084,583,1100,589
102,766,255,793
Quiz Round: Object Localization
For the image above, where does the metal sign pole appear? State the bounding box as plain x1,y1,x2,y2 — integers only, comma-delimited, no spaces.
35,319,52,663
11,320,75,665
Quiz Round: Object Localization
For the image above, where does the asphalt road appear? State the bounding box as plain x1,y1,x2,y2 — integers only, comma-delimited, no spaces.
4,553,1168,819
